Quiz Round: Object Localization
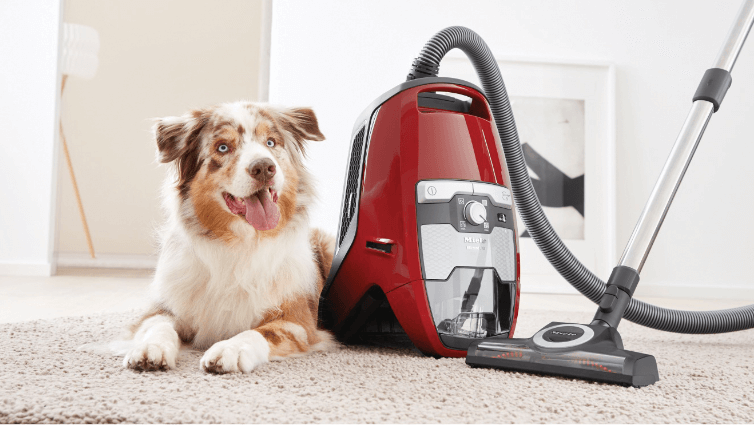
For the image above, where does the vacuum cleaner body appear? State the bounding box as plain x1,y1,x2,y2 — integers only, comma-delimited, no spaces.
321,77,520,357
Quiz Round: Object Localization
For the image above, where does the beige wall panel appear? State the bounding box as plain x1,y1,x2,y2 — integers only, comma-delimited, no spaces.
58,0,264,256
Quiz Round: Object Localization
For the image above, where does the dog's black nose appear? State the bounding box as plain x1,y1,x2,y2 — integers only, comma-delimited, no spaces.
248,158,276,182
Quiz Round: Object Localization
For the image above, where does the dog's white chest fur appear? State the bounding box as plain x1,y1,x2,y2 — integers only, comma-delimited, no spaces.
152,223,317,349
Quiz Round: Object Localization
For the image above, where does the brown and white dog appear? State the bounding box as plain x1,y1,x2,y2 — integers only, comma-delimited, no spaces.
120,101,335,373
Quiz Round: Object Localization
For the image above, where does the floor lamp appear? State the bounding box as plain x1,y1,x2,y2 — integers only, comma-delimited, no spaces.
60,23,99,259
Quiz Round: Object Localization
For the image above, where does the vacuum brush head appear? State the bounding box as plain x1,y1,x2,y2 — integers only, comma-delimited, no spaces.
466,322,659,387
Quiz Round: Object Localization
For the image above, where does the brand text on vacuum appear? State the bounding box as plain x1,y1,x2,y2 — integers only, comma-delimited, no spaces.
551,331,579,337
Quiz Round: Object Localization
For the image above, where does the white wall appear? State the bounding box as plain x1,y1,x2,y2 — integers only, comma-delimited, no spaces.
56,0,266,266
0,1,63,276
269,0,754,298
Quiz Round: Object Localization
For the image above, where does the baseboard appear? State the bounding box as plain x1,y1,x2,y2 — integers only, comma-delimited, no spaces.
0,261,54,276
521,276,754,301
633,282,754,301
520,274,580,295
46,255,754,301
55,252,157,269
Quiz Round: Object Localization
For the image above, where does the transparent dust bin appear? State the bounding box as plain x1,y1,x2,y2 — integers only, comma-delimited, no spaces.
425,268,516,349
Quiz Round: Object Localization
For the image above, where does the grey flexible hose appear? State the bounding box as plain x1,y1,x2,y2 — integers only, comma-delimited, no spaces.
408,26,754,333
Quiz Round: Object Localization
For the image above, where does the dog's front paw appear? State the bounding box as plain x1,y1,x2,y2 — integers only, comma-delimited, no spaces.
200,330,270,374
123,342,177,371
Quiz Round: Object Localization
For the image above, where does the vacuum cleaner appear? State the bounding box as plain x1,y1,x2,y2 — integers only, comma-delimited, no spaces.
319,75,520,357
320,0,754,387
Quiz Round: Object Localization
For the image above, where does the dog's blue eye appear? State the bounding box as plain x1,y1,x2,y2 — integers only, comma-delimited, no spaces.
217,144,229,153
266,139,275,148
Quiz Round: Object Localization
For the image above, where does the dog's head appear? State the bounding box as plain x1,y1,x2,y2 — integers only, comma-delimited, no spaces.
154,102,325,241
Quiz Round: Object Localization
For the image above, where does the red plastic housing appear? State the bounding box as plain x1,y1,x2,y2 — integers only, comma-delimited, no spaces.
326,81,520,357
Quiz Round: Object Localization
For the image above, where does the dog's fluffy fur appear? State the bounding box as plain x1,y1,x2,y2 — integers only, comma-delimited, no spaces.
120,101,335,374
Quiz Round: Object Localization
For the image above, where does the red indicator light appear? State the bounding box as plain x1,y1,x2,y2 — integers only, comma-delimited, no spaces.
570,358,616,373
491,351,523,359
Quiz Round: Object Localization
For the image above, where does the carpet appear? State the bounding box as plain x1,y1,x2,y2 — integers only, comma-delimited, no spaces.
1,306,753,423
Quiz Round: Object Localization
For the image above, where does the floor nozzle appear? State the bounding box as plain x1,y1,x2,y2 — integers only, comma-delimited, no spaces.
466,322,659,387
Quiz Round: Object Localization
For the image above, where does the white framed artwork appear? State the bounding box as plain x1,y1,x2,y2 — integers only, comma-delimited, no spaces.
440,56,616,293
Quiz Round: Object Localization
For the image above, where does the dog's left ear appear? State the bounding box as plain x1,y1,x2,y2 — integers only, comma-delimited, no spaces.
279,107,326,147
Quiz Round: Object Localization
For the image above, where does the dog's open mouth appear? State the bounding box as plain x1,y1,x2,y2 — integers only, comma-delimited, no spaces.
223,187,280,231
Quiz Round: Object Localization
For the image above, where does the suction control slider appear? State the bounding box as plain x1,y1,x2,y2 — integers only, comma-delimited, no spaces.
592,266,641,328
464,201,487,225
599,286,621,313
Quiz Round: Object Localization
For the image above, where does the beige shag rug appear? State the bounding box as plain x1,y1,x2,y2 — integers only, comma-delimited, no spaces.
1,306,753,424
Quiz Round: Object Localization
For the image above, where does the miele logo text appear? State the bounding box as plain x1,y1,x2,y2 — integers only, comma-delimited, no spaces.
551,331,578,337
464,237,486,244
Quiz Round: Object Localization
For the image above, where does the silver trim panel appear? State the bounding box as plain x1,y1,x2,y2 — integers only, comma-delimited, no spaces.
417,180,474,204
420,224,516,281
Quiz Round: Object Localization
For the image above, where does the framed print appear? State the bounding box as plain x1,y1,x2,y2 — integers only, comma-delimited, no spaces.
440,56,616,293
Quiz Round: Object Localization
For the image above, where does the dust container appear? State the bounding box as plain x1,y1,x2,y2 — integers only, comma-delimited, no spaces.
425,268,516,350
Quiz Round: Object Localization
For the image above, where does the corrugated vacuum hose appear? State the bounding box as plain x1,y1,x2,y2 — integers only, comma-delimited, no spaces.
407,1,754,333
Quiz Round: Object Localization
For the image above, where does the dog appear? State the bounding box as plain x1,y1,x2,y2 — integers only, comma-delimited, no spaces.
120,101,335,374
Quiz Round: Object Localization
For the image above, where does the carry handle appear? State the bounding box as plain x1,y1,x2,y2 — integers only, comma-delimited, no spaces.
416,83,491,121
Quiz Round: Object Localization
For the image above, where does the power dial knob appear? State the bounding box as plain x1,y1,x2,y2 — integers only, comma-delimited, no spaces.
464,201,487,226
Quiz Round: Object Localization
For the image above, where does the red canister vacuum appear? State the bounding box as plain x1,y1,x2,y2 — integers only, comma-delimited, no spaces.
319,77,520,358
322,0,754,387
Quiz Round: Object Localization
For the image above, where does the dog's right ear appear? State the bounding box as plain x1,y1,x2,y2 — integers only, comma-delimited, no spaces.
154,110,210,164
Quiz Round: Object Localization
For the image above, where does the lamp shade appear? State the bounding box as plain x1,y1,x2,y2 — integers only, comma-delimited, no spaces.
61,23,99,80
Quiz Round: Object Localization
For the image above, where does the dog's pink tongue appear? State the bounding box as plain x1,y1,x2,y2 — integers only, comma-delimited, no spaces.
244,190,280,231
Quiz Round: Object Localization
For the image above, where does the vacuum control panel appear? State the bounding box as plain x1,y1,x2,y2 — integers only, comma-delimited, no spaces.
416,179,517,280
417,180,513,233
415,179,518,350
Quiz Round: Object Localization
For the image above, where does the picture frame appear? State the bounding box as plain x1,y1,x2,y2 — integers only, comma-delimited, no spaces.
440,56,616,293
